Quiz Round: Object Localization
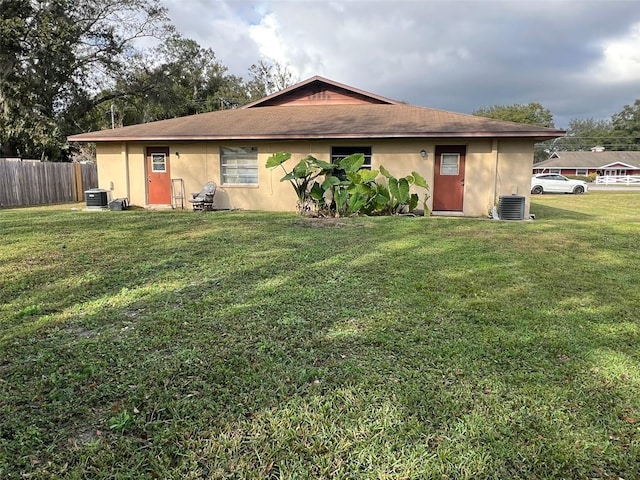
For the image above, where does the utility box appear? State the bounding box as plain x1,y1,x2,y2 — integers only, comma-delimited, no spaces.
108,198,129,211
85,188,110,209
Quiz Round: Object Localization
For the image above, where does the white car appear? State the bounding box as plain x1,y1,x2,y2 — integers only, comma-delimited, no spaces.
531,174,588,194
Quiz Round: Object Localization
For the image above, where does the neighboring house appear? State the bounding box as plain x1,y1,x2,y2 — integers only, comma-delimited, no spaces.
533,150,640,177
68,76,564,217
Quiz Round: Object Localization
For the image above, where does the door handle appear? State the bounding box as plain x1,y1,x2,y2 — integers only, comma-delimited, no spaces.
461,178,465,186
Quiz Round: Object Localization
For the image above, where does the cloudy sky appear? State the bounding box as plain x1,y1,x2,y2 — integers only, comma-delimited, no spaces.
162,0,640,128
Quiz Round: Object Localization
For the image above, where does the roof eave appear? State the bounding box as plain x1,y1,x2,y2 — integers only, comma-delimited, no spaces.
68,131,565,142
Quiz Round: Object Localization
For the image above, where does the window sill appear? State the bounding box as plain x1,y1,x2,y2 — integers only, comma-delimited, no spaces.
221,184,259,189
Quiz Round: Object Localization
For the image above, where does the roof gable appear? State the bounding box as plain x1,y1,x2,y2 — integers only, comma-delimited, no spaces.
601,161,638,169
243,76,399,108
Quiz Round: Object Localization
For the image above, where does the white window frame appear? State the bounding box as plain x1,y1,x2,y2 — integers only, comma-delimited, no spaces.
221,147,258,185
576,168,588,176
440,153,460,175
549,168,561,174
151,153,167,173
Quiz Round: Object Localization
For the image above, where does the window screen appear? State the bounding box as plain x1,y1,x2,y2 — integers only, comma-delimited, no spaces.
221,147,258,185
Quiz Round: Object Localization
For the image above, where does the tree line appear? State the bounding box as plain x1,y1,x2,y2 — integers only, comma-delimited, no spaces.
0,0,294,161
473,101,640,162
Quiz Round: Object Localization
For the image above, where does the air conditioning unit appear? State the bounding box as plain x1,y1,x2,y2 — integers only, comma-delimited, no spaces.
85,188,110,209
498,195,525,221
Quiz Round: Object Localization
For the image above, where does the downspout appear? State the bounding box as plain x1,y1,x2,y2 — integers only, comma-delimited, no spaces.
491,139,500,219
492,139,500,200
205,142,209,185
122,142,130,202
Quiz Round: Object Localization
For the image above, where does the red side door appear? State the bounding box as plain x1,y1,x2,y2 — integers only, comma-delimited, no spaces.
433,146,466,211
146,147,171,205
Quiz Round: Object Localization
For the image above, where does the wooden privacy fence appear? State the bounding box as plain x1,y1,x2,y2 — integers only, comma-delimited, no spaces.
0,160,98,207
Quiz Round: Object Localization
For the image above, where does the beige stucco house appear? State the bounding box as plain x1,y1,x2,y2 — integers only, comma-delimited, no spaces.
68,76,565,217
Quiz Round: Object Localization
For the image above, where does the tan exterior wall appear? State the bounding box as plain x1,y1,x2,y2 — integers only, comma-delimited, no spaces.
462,139,495,216
494,139,535,216
123,144,144,206
95,138,535,217
95,143,126,202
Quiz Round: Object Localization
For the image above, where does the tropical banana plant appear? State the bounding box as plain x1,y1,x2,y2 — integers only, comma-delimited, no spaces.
377,166,430,214
324,153,380,216
266,152,334,214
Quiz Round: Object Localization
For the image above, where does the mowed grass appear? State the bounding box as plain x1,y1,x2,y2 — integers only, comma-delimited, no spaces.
1,192,639,479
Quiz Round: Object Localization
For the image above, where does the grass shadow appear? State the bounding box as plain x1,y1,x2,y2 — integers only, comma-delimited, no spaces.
530,202,593,220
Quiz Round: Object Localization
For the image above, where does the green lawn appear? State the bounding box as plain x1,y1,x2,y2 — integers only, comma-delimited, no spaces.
1,192,639,479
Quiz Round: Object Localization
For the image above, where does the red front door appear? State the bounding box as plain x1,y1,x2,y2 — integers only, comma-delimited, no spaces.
146,147,171,204
433,146,466,211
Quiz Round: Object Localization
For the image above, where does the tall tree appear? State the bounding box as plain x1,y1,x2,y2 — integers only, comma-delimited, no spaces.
98,53,296,131
550,118,614,152
246,59,296,101
548,103,640,154
0,0,76,158
114,36,234,124
473,102,555,162
611,99,640,151
85,35,250,131
0,0,171,160
473,102,554,128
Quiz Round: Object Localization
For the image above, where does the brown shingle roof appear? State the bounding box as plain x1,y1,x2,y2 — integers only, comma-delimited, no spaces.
68,104,564,142
538,151,640,169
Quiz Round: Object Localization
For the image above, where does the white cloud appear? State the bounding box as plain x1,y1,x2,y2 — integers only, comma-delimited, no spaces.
591,22,640,84
160,0,640,126
248,13,289,65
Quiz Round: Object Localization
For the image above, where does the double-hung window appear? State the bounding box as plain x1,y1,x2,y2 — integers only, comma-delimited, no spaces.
221,147,258,185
